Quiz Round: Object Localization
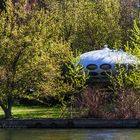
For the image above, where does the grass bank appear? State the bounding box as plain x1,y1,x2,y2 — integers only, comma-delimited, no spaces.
0,106,63,119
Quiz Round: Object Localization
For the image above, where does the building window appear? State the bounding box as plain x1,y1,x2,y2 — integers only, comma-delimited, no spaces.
100,71,111,76
87,64,97,70
100,64,111,70
89,72,98,76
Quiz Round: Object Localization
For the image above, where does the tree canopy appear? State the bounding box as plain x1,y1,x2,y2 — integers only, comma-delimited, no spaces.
0,0,139,118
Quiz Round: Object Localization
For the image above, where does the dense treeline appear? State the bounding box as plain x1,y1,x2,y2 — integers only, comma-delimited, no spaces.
0,0,139,118
1,0,138,51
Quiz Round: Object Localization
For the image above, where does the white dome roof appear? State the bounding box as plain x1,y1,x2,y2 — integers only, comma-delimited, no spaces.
79,47,139,68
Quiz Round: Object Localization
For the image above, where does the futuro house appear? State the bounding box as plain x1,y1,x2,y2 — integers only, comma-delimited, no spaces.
79,47,140,82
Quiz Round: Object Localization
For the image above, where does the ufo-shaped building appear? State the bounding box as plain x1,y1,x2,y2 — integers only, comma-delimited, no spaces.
79,47,140,82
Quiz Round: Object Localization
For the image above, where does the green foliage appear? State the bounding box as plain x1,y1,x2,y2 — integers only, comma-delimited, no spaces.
124,20,140,90
55,52,88,111
56,52,88,118
110,20,140,92
109,64,128,93
0,0,72,118
58,0,123,52
0,0,139,119
65,52,88,93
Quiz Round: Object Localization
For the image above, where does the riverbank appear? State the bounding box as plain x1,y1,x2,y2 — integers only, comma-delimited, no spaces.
0,118,140,128
0,106,62,119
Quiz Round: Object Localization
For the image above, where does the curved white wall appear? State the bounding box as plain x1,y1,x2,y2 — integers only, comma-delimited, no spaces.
79,47,139,78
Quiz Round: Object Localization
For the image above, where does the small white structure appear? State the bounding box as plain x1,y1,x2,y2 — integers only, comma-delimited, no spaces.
79,47,139,81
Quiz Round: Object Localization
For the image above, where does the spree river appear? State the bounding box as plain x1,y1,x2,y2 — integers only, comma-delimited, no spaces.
0,129,140,140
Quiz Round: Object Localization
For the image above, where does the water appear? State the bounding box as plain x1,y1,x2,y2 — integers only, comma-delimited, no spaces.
0,129,140,140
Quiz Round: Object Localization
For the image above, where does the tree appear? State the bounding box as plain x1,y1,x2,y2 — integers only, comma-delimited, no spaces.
110,19,140,93
124,20,140,90
120,0,140,43
0,0,71,118
58,0,123,52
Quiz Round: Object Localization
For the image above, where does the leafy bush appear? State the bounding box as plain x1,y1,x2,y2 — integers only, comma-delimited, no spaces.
0,0,72,118
77,87,140,119
124,20,140,89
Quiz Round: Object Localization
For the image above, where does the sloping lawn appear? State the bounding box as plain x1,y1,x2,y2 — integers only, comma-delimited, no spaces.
0,106,63,119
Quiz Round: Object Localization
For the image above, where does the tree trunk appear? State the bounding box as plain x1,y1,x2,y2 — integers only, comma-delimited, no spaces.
0,96,13,119
0,104,12,119
4,95,13,119
4,108,12,119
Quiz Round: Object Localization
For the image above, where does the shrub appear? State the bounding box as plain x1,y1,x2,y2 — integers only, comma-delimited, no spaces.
105,89,140,119
76,86,108,118
76,86,140,119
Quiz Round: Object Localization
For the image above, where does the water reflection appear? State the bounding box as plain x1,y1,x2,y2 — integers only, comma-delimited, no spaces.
0,129,140,140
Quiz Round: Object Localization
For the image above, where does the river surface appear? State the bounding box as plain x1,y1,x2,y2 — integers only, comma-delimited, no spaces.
0,129,140,140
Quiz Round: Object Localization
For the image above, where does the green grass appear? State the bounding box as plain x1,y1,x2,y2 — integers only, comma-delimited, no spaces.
0,106,64,119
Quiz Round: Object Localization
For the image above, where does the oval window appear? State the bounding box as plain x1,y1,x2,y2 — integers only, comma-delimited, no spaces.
100,71,111,76
86,64,97,70
89,72,98,76
100,64,111,70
